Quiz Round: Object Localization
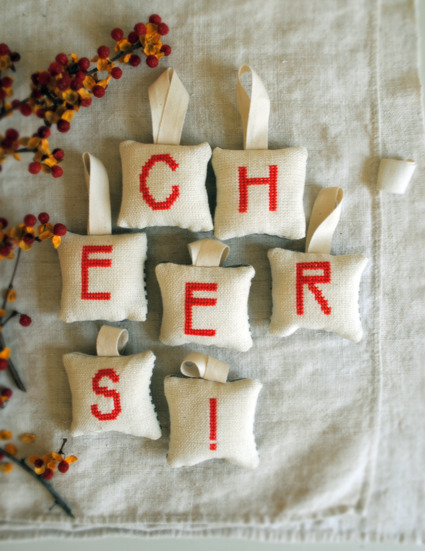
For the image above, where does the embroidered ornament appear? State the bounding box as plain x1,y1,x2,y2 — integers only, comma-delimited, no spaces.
212,65,307,240
268,187,368,342
57,153,148,322
156,238,255,352
63,325,161,439
165,353,262,469
118,68,213,232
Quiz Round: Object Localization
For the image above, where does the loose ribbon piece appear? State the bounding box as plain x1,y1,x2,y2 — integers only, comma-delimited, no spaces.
237,64,270,150
148,68,189,145
306,187,343,254
96,325,129,357
188,238,229,267
377,158,416,194
181,353,229,384
82,152,112,236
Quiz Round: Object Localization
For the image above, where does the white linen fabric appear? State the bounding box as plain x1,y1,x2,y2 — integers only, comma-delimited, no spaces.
0,0,424,544
165,375,262,469
57,232,148,322
118,141,213,231
63,350,161,440
268,248,368,342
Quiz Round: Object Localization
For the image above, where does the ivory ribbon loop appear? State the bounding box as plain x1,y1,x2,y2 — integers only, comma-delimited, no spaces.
148,68,189,145
181,353,229,384
377,158,416,194
82,152,112,236
188,238,229,267
306,187,343,254
96,325,129,357
237,64,270,150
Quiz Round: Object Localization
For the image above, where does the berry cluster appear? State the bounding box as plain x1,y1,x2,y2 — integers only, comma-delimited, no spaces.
0,15,171,177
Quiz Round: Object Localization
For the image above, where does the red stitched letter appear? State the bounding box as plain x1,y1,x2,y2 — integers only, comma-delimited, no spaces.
139,154,179,210
91,368,121,421
238,165,278,213
209,398,217,451
296,262,331,315
184,282,218,336
81,245,113,300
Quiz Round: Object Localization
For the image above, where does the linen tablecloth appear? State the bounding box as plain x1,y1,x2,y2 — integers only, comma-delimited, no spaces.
0,0,424,542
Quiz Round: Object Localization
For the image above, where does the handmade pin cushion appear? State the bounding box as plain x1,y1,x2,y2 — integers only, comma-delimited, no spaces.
63,325,161,439
212,65,307,240
118,68,213,232
58,153,148,322
268,188,368,342
156,239,255,352
164,353,262,469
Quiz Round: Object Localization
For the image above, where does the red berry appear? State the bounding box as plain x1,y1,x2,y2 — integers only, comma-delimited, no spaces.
1,388,12,398
23,233,35,245
75,70,86,82
34,459,43,468
0,44,11,56
32,89,43,99
157,23,169,35
38,71,51,85
0,218,8,229
51,165,63,178
128,31,139,44
20,103,32,116
48,62,62,76
97,45,110,59
80,97,92,107
134,22,146,35
146,55,159,68
78,57,90,71
56,76,71,91
53,223,67,236
0,453,3,460
160,44,171,56
58,460,69,473
38,212,50,224
129,54,141,67
19,314,32,327
111,67,122,80
70,78,83,91
111,27,124,41
28,162,41,175
0,90,6,101
10,52,20,63
149,14,162,25
57,119,70,133
37,126,51,139
0,359,8,371
1,77,13,88
5,128,18,141
24,214,37,227
52,148,64,161
1,137,13,149
36,108,45,119
43,468,54,480
55,52,68,66
92,85,105,98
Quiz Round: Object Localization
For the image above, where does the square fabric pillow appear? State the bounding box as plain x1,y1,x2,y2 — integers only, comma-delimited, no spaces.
118,141,213,231
57,152,148,323
117,69,213,232
63,326,161,439
268,248,368,342
212,65,307,240
156,239,255,352
164,353,262,469
213,146,307,240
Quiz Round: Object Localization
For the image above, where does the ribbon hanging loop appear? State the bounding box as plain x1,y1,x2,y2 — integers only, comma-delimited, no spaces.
306,187,343,254
96,325,129,357
82,152,112,236
181,353,229,384
188,238,229,267
148,68,190,145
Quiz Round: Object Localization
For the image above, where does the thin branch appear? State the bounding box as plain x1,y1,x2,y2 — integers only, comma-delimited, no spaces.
0,331,26,391
0,447,74,519
2,247,21,311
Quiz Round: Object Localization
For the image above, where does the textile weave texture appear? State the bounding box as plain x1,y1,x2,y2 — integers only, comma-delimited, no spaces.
0,0,424,543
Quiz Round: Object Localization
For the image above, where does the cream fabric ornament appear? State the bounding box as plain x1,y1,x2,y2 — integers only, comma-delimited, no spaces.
118,68,213,232
63,326,161,439
212,65,307,240
156,239,255,352
57,153,148,322
269,188,368,342
165,353,262,469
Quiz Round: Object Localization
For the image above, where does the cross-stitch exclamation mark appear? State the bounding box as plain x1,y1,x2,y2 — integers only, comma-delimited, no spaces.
209,398,217,451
